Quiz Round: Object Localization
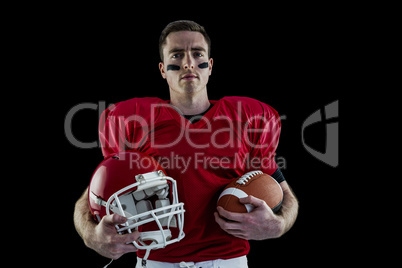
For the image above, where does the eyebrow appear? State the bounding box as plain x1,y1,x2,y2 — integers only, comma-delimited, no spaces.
169,47,206,55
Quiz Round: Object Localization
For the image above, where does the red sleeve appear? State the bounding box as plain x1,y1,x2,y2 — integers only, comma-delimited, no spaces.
99,103,124,158
246,102,281,176
98,97,162,158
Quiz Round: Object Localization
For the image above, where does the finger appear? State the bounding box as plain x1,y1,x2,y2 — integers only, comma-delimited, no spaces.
111,213,128,224
239,195,266,208
108,231,140,258
223,228,248,239
103,213,127,227
214,212,248,239
214,212,242,230
109,243,138,260
214,211,226,227
120,242,139,253
121,230,140,244
217,206,245,222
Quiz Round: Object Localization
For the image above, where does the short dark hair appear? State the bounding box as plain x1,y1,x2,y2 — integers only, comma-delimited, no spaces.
159,20,211,62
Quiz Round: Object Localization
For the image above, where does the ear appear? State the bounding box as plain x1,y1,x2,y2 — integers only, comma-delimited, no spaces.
159,62,166,79
208,58,213,76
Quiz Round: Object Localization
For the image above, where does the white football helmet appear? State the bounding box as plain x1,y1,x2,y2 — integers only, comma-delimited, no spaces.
88,151,185,260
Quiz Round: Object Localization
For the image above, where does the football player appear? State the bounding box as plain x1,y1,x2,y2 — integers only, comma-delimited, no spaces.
74,20,298,268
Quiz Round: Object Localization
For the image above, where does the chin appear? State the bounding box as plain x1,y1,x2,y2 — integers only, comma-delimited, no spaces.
177,84,204,95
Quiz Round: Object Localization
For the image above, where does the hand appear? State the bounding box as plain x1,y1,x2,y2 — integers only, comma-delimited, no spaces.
214,195,284,240
85,213,140,259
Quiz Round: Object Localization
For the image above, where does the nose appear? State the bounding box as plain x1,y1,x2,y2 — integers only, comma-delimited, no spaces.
183,53,195,70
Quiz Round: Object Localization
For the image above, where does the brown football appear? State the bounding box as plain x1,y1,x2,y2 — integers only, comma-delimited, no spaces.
217,171,283,214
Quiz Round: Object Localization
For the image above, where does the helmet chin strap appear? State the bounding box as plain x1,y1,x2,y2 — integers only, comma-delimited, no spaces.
134,229,172,267
103,259,114,268
142,248,152,267
137,230,172,246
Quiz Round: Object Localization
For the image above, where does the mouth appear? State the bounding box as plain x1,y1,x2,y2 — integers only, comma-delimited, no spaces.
180,73,198,80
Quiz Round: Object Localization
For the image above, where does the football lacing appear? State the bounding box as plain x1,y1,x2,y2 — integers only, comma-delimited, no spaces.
236,170,263,185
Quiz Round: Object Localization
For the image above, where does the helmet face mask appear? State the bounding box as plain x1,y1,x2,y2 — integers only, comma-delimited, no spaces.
105,171,185,249
88,151,185,253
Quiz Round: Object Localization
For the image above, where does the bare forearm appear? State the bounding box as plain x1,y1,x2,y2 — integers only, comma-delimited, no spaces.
74,188,96,243
278,181,299,236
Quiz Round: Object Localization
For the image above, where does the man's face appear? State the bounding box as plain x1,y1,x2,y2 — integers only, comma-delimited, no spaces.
159,31,213,96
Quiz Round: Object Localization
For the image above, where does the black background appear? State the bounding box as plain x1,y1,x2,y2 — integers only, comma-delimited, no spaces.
62,9,350,267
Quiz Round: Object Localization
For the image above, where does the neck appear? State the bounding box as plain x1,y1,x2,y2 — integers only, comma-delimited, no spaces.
169,89,210,115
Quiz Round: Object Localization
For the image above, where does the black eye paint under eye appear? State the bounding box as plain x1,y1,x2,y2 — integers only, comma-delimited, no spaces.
167,63,208,71
198,62,209,69
167,65,180,71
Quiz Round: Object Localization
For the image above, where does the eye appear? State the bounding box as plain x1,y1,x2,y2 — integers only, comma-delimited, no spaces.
172,53,184,59
194,52,203,57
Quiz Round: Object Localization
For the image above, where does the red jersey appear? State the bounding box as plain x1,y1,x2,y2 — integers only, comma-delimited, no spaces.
99,96,282,262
